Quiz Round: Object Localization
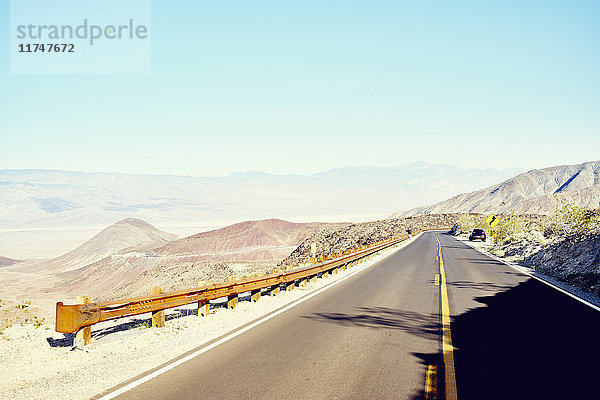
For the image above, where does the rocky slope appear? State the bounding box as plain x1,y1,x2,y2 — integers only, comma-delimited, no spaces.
393,160,600,217
521,236,600,296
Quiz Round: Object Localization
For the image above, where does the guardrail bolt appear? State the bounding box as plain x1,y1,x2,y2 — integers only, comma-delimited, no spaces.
227,294,239,309
151,287,166,328
75,295,92,347
250,289,261,302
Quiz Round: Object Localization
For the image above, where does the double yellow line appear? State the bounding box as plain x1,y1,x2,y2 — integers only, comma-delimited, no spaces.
436,234,458,400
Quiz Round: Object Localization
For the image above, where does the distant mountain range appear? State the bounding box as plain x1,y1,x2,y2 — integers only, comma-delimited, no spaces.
0,162,522,231
392,160,600,216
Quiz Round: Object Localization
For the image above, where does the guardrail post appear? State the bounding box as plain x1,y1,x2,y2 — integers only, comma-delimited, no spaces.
197,281,210,316
284,281,295,291
308,275,318,286
151,287,165,328
75,295,91,347
198,300,210,317
250,289,261,302
268,285,281,296
227,294,239,309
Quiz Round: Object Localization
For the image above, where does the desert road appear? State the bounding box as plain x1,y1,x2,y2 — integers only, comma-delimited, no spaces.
104,232,600,400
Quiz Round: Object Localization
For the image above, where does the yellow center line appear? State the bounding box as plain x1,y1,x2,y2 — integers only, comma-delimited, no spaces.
425,364,438,400
436,234,458,400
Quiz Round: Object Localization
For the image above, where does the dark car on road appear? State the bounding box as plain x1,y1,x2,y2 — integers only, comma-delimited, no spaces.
469,228,486,242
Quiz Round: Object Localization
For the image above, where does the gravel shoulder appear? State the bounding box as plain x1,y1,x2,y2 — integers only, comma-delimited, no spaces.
0,235,421,400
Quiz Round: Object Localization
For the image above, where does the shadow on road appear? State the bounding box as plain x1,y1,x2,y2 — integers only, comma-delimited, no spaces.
303,306,438,339
451,278,600,399
447,280,513,292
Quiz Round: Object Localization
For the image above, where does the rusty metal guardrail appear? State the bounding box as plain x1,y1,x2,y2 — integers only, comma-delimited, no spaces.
56,228,448,336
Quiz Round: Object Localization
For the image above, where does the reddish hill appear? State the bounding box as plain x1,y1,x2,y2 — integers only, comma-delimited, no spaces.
153,218,325,260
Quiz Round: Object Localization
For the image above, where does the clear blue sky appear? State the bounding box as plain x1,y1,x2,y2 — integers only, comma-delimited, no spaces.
1,0,598,176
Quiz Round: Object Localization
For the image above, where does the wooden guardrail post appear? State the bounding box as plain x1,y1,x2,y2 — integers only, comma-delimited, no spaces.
250,289,261,302
308,275,318,286
268,285,281,296
75,296,91,347
298,276,307,287
226,276,240,308
151,287,165,328
197,281,210,316
227,294,239,309
284,281,295,291
198,300,210,317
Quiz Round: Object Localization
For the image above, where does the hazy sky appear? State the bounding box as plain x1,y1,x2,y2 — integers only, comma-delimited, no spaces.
1,1,598,176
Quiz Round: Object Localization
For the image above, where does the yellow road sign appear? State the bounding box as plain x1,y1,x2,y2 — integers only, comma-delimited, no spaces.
485,214,499,228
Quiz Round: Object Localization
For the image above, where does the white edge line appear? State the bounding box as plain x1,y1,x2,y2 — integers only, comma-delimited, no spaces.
97,233,422,400
457,237,600,312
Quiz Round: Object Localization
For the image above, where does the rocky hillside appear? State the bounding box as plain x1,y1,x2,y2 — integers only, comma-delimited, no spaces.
0,255,23,267
280,214,459,268
521,236,600,297
32,218,179,274
393,160,600,217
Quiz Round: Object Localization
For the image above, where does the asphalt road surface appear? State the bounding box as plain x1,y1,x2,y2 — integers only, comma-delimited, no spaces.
105,232,600,400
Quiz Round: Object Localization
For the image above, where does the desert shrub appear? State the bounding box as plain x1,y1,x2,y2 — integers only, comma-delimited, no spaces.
544,201,598,241
456,214,486,233
493,212,534,243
